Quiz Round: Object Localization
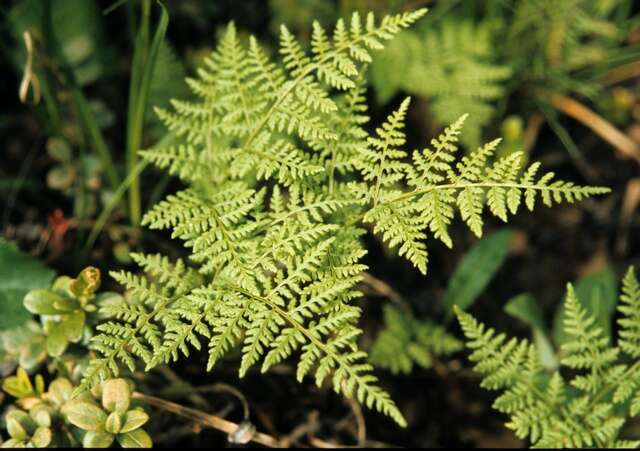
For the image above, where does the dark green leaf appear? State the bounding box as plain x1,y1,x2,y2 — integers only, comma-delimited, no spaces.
0,240,54,330
444,229,513,318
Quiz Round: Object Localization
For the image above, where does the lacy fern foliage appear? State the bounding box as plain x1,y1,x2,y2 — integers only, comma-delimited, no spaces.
81,9,607,425
370,305,461,374
371,20,512,148
456,267,640,448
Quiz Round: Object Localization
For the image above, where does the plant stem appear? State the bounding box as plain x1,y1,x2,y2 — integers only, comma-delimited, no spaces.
132,392,283,447
126,0,169,226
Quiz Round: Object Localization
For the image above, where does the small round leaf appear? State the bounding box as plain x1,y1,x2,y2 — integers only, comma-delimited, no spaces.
62,310,85,343
45,322,68,357
31,426,52,447
120,409,149,433
62,400,107,431
48,378,74,406
105,412,122,434
101,379,130,414
24,290,67,315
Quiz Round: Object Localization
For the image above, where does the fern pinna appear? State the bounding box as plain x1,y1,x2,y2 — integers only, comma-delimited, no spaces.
456,267,640,448
80,9,608,425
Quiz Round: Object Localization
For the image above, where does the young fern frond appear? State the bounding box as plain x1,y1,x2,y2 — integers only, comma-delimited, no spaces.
370,305,462,374
456,267,640,448
81,9,608,426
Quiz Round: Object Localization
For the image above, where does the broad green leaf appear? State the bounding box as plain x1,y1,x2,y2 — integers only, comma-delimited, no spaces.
504,293,546,331
45,321,68,357
63,400,107,430
120,409,149,433
117,428,152,448
0,240,54,330
24,290,67,315
444,229,513,318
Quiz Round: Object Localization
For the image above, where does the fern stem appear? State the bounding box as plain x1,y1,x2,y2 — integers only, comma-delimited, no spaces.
132,392,283,447
381,182,609,206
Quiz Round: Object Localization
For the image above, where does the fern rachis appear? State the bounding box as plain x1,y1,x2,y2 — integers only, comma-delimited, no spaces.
80,8,609,426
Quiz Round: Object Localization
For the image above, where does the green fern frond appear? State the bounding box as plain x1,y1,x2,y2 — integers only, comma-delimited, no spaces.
456,267,640,447
82,8,608,427
362,113,608,273
618,266,640,358
370,305,461,374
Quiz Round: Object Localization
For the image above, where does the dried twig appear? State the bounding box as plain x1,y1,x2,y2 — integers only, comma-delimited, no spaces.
523,112,545,154
543,91,640,163
19,31,40,104
132,392,284,448
602,61,640,86
360,272,411,312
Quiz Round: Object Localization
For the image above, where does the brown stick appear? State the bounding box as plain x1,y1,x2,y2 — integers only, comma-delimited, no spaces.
523,112,545,154
543,92,640,163
132,392,284,448
602,61,640,86
360,272,406,306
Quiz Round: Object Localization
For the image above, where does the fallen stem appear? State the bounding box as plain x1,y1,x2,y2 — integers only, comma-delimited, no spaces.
132,392,284,448
542,91,640,163
602,61,640,86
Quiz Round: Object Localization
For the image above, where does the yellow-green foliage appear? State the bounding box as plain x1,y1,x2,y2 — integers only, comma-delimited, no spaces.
456,267,640,448
80,9,607,426
370,305,462,374
371,20,511,148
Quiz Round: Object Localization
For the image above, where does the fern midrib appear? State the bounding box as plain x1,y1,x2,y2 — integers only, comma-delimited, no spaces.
380,181,609,207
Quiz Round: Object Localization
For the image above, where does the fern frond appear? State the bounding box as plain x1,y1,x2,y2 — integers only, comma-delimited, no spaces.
618,266,640,358
457,269,640,447
370,305,461,374
362,113,608,273
83,8,609,427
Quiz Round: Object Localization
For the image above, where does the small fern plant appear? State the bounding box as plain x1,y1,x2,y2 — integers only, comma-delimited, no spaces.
370,304,462,374
79,9,608,426
456,267,640,448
